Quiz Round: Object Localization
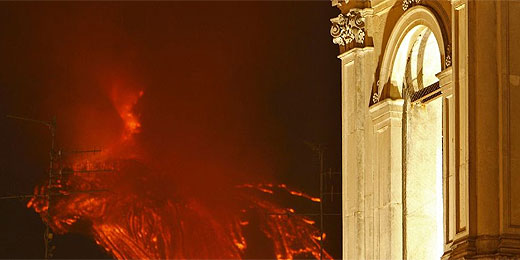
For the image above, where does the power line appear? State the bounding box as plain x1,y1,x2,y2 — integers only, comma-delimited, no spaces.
4,115,110,259
305,141,342,260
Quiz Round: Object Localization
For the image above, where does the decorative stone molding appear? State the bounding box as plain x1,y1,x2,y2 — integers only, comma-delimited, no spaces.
445,44,452,67
372,80,381,104
372,92,380,104
331,0,347,8
330,10,366,46
402,0,421,11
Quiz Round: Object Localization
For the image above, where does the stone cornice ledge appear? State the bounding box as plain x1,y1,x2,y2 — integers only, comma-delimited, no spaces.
369,98,404,128
337,46,374,60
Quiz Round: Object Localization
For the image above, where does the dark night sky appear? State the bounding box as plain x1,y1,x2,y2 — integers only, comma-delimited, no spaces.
0,1,341,259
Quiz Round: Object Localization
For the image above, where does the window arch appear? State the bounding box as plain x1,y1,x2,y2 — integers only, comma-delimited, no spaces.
377,6,447,99
392,26,442,93
376,5,447,260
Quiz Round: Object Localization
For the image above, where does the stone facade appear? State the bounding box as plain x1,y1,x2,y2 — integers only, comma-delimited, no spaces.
331,0,520,259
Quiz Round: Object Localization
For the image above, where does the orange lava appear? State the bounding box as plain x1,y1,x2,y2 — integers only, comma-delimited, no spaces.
27,88,333,260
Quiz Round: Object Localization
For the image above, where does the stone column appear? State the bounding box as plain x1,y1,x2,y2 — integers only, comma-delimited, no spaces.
331,8,375,260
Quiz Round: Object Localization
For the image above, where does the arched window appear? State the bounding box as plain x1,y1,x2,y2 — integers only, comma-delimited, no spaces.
391,25,441,93
377,6,447,259
398,25,444,260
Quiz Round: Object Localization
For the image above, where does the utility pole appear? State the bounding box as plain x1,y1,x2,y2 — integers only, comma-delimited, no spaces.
3,115,110,259
5,115,56,259
303,142,341,260
46,116,56,260
317,144,325,260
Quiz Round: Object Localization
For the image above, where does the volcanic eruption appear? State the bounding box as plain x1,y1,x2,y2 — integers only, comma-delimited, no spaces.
27,86,332,259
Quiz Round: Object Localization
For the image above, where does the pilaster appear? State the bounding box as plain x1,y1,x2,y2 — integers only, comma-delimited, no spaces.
339,46,375,260
442,0,520,258
333,4,376,259
369,99,404,260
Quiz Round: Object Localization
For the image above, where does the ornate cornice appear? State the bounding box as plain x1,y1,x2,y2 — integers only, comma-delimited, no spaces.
330,10,366,46
402,0,421,10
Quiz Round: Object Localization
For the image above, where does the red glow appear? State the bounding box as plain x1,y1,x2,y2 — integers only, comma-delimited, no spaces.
110,86,143,142
27,87,332,259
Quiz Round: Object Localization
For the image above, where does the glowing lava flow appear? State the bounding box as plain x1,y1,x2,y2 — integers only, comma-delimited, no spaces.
27,88,333,260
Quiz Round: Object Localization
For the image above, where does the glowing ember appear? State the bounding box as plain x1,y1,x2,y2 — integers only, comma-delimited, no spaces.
27,88,332,259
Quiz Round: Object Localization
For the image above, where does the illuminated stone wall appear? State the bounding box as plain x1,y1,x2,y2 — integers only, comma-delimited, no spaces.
406,99,443,259
331,0,520,259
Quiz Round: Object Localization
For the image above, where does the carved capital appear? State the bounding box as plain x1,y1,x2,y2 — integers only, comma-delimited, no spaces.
402,0,421,11
330,10,366,46
331,0,347,8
